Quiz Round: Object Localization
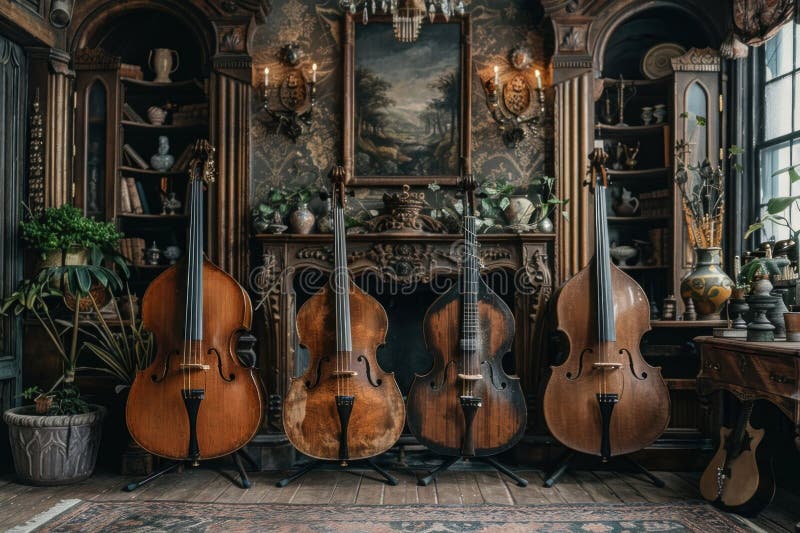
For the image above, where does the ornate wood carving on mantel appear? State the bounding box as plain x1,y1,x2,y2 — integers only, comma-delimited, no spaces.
251,233,555,435
670,47,721,72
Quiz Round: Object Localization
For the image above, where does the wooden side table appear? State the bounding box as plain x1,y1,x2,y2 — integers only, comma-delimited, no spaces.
696,336,800,528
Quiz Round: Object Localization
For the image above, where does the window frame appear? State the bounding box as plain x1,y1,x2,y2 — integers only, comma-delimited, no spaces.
755,21,800,242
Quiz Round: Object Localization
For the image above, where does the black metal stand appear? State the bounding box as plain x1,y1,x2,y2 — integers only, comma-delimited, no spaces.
123,449,257,492
276,458,399,487
543,450,665,488
417,455,528,487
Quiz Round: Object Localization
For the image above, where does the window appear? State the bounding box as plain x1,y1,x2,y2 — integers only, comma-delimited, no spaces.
758,21,800,241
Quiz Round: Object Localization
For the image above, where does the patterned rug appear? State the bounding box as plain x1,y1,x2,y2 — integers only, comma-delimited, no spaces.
15,500,753,532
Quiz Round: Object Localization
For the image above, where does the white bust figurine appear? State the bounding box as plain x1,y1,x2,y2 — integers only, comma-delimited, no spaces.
150,135,174,171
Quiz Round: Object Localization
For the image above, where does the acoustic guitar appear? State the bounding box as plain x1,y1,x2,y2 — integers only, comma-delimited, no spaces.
700,401,775,515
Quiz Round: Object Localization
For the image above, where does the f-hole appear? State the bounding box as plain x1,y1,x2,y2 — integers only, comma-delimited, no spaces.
565,348,591,380
305,356,330,389
357,354,382,387
208,347,235,382
151,349,179,382
620,348,647,380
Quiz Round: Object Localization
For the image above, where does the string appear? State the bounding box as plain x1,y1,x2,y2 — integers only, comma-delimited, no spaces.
182,174,194,394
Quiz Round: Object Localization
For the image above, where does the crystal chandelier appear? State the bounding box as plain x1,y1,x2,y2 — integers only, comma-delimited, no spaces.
340,0,467,43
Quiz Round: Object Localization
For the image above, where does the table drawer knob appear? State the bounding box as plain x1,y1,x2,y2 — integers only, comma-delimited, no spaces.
769,372,796,385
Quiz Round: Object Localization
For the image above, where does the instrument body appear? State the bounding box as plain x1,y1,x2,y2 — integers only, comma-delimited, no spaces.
542,149,670,459
406,175,526,457
700,403,775,515
126,141,263,461
283,166,405,461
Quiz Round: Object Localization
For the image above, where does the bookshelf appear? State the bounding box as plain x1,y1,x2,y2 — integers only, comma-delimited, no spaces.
74,48,209,295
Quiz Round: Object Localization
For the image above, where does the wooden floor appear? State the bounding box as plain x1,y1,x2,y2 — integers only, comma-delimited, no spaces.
0,466,797,531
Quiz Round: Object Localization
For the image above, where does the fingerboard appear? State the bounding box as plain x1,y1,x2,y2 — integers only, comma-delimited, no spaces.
333,204,352,353
185,178,204,341
594,184,616,342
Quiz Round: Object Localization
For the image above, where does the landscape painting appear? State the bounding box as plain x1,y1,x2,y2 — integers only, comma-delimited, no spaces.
349,20,465,183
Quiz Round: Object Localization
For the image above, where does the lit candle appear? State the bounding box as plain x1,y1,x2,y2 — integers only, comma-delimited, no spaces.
312,63,318,83
535,69,542,90
264,66,269,87
493,65,499,86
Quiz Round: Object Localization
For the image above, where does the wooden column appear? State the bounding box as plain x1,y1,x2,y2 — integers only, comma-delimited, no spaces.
551,16,596,281
554,70,594,280
210,55,252,283
29,48,73,208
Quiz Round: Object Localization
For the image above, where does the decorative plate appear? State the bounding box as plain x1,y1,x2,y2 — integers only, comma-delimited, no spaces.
641,43,686,79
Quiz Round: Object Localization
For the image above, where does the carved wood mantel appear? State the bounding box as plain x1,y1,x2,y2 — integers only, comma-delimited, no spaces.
252,233,555,434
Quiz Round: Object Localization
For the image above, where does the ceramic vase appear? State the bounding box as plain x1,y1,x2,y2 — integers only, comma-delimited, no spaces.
680,247,734,320
289,203,315,234
653,104,667,124
147,106,167,125
612,187,639,216
504,195,535,225
641,106,654,125
148,48,179,83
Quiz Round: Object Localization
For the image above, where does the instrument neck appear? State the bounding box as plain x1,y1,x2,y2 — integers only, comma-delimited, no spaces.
333,203,352,353
185,178,204,342
594,184,616,342
461,213,479,373
731,402,755,447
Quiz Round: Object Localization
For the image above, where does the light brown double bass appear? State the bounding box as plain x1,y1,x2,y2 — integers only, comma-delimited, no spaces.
126,140,263,468
282,166,405,473
542,149,670,468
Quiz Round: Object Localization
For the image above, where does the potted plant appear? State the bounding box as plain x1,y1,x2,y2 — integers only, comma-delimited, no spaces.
746,164,800,266
79,288,155,475
252,183,321,234
528,175,568,232
22,204,123,269
478,178,515,231
1,262,124,485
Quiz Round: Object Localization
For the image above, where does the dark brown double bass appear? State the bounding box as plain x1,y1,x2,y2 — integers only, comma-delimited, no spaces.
126,140,263,466
542,149,670,465
282,166,405,468
406,174,527,486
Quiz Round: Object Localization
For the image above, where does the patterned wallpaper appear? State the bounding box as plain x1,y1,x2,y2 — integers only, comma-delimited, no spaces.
250,0,550,203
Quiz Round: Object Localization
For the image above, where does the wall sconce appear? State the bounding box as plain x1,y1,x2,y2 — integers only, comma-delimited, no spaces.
259,43,317,143
483,45,546,149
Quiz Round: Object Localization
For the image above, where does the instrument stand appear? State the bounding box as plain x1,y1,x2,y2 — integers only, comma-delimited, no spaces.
543,450,665,488
276,458,399,487
417,455,528,487
123,449,258,492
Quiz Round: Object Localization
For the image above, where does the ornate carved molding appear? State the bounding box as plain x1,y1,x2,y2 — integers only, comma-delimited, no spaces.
72,48,119,70
553,16,593,57
670,47,721,72
28,93,45,217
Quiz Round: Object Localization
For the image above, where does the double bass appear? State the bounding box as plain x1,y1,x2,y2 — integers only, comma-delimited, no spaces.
126,140,263,463
406,174,526,475
283,166,405,463
542,148,670,460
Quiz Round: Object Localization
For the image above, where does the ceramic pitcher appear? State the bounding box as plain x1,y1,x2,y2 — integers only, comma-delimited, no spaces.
148,48,179,83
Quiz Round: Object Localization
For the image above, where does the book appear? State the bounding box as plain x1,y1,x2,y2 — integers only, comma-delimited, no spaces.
173,144,193,173
126,177,143,214
119,177,132,213
120,237,146,265
135,181,150,214
120,64,143,80
122,144,149,170
123,103,145,123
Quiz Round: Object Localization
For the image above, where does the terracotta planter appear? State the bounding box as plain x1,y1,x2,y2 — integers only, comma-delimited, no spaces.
3,405,106,485
785,312,800,341
680,247,733,320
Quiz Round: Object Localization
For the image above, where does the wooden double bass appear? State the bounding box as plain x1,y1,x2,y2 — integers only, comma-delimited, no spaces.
406,174,526,460
542,149,670,460
126,140,263,462
283,166,405,462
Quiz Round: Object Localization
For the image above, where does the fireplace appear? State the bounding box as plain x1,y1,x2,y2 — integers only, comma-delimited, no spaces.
250,233,554,466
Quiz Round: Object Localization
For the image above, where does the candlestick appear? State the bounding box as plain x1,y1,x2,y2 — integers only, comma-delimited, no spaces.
312,63,317,83
535,69,542,90
493,65,499,86
264,67,269,88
